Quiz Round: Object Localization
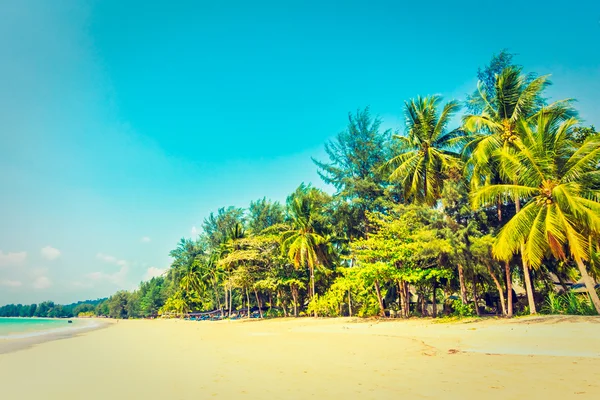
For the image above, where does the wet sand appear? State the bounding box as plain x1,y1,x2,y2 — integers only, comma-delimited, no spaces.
0,318,112,354
0,316,598,399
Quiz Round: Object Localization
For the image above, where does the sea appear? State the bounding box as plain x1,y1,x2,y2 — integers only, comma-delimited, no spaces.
0,318,80,338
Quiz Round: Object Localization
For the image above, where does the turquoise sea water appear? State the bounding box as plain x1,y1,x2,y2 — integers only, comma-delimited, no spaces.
0,318,79,338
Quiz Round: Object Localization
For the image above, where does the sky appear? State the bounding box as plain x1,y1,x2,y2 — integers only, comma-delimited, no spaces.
1,0,599,305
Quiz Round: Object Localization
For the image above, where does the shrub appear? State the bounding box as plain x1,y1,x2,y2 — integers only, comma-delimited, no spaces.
451,299,475,317
542,292,597,315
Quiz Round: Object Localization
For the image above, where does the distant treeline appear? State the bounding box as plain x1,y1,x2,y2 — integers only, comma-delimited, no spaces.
0,298,107,318
0,274,167,320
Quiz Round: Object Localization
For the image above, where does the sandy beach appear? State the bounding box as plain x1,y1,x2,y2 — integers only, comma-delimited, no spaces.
0,316,599,399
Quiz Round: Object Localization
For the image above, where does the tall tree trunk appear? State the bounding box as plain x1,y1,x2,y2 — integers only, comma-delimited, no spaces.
374,279,386,318
398,281,406,318
403,282,410,317
521,256,537,314
224,285,229,316
458,264,468,304
291,286,299,317
229,286,233,317
310,266,316,317
515,197,537,314
432,281,437,318
278,290,288,317
575,258,600,314
246,288,251,318
254,288,263,318
348,290,352,317
505,261,513,317
472,274,480,316
487,263,507,316
268,292,273,312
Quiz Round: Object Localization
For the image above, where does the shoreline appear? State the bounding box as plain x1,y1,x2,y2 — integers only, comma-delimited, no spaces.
0,318,113,354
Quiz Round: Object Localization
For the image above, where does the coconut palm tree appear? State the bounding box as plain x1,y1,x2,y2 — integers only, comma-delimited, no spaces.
384,95,466,206
281,189,331,316
464,66,576,313
472,113,600,313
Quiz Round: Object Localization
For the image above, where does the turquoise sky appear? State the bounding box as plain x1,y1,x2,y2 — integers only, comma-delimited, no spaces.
1,0,599,304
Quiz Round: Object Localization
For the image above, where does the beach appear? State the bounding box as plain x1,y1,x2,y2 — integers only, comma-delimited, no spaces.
0,316,598,399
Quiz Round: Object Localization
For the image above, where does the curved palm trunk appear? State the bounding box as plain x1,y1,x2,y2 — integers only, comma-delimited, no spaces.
575,258,600,314
521,256,537,314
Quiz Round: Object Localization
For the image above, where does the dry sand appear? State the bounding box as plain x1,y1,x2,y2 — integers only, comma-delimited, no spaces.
0,316,599,399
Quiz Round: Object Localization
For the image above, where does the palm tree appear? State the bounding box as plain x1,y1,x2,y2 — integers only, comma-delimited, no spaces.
384,95,465,206
464,66,576,314
472,113,600,313
281,189,330,316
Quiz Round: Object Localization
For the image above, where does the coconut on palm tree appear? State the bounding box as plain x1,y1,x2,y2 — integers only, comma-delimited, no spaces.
464,66,577,314
472,112,600,313
384,95,466,206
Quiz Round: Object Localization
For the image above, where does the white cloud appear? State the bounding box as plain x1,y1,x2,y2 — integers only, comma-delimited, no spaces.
0,279,23,287
41,245,61,260
191,226,198,236
96,252,128,267
32,276,52,289
87,265,128,286
140,236,151,243
0,250,27,267
143,266,166,281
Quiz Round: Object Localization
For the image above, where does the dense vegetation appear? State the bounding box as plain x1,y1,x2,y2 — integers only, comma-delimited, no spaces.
5,51,598,320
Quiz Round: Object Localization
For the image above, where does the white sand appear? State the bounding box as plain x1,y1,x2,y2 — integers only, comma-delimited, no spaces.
0,316,599,399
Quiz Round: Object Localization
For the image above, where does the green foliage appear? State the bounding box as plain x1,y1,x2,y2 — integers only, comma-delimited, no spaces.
384,95,466,205
451,299,476,317
542,292,597,316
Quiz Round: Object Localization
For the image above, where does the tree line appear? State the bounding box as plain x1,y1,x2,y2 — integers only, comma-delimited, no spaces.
6,50,598,320
0,299,106,318
103,50,600,319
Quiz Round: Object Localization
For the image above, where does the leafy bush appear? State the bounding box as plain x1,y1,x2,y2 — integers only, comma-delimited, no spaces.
264,308,283,318
451,299,475,317
542,292,597,315
307,293,341,317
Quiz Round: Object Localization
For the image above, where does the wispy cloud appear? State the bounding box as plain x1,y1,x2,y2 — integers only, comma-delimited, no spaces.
143,266,166,281
87,266,128,286
41,245,61,260
32,276,52,289
191,226,198,236
0,279,23,287
0,250,27,267
140,236,151,243
92,252,129,286
96,252,128,267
